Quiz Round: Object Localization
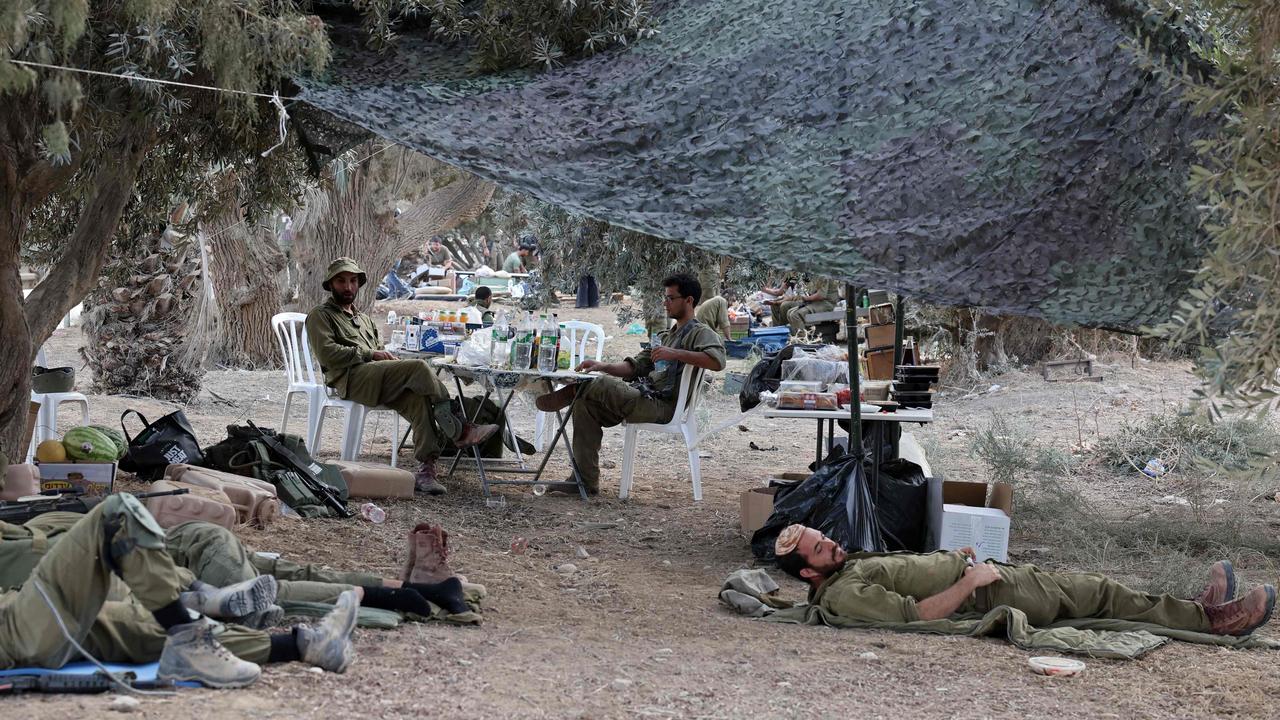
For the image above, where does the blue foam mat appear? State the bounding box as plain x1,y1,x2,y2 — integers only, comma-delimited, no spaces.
0,661,198,688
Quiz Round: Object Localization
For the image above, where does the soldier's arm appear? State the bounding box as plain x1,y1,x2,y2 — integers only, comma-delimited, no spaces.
915,564,1001,621
305,312,371,369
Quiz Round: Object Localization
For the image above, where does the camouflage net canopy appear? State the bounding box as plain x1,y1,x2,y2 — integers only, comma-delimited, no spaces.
297,0,1214,329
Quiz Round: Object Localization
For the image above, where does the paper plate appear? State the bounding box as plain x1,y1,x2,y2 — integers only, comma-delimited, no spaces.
1028,656,1086,677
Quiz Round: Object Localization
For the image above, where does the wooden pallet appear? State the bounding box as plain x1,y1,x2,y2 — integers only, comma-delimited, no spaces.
1042,357,1103,382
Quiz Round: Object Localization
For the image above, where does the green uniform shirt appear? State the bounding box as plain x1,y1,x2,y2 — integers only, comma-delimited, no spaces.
427,246,453,266
502,251,524,273
813,552,968,623
807,276,838,301
695,296,731,336
626,320,727,397
304,298,382,392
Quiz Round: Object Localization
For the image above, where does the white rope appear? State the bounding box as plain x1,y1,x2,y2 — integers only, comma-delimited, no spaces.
8,59,291,100
260,91,290,157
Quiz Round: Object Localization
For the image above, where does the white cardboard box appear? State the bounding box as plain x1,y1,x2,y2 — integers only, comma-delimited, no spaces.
936,504,1010,562
927,477,1013,562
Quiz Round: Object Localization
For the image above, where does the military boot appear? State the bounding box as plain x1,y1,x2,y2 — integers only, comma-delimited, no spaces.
296,589,360,673
237,604,285,630
158,618,261,688
535,384,578,413
454,421,498,449
181,575,278,619
1194,560,1235,607
1206,585,1276,636
405,522,455,584
414,458,447,496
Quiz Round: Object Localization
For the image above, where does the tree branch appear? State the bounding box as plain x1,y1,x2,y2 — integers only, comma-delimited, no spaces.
24,127,156,344
393,174,495,257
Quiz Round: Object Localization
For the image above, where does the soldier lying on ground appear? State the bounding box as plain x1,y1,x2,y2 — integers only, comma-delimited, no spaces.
774,524,1275,635
20,514,475,621
0,494,359,688
305,257,498,496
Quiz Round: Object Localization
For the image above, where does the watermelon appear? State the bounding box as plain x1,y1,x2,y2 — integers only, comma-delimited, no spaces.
63,426,119,462
89,424,128,460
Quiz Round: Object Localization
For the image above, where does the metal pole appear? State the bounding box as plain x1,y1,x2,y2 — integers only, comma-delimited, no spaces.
845,283,862,458
893,294,905,367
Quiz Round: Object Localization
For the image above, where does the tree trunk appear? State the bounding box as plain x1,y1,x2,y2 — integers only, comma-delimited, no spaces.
204,186,287,368
292,162,494,314
0,124,154,460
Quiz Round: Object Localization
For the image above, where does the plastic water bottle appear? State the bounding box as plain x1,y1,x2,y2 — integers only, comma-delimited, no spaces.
512,312,534,370
650,333,669,373
556,323,572,370
359,503,386,524
537,315,558,373
490,310,510,369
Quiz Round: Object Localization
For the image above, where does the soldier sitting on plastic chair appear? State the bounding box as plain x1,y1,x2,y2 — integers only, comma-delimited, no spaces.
535,273,726,496
304,257,498,496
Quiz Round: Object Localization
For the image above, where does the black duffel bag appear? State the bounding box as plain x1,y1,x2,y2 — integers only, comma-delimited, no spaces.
118,409,204,481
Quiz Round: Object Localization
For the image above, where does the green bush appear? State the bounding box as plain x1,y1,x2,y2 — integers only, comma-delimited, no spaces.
1097,412,1277,475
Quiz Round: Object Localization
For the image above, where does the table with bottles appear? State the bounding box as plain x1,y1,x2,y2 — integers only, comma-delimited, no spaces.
393,309,596,500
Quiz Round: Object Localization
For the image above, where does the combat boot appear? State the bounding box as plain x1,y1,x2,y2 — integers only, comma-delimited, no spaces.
405,522,455,584
1194,560,1235,607
181,575,278,619
159,618,261,688
296,589,360,673
414,458,447,496
237,604,285,630
1206,585,1276,636
454,421,498,449
535,384,578,412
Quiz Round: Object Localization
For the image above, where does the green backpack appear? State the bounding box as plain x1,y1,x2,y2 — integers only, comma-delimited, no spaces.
202,425,350,519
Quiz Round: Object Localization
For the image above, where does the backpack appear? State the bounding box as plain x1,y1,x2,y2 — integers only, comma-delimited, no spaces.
202,425,349,519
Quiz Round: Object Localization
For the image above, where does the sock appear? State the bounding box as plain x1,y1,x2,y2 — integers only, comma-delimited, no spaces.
403,577,468,615
267,631,301,663
360,586,438,616
153,600,195,630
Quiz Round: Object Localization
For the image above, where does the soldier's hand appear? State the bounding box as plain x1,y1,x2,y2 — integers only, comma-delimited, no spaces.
577,359,602,372
963,563,1001,588
650,345,679,362
957,546,976,561
371,350,396,361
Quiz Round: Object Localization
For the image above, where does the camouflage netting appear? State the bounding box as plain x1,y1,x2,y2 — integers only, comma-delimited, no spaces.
297,0,1215,329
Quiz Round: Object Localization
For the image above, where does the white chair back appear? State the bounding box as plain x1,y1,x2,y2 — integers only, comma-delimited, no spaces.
560,320,605,367
669,364,707,426
271,312,318,388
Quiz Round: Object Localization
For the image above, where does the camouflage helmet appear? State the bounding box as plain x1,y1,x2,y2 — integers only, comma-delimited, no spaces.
322,257,367,291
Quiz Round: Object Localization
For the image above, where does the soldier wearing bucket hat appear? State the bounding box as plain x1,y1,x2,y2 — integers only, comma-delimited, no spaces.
305,257,498,495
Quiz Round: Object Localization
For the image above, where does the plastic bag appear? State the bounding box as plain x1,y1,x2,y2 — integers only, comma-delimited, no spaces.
751,450,885,560
457,331,492,367
873,459,928,552
781,348,848,385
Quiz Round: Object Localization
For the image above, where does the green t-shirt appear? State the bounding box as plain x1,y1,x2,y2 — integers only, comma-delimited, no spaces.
502,251,524,273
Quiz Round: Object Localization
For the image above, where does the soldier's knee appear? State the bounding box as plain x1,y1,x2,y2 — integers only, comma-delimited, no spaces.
101,493,168,562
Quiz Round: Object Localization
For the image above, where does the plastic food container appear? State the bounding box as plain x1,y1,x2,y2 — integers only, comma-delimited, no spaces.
1028,657,1085,677
778,380,824,393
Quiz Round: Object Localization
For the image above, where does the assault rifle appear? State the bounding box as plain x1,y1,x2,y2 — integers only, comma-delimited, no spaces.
0,488,190,525
0,671,172,695
245,420,354,518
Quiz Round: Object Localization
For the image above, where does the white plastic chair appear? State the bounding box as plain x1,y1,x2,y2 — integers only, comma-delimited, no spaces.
618,364,708,502
26,347,90,463
533,321,606,451
271,312,400,466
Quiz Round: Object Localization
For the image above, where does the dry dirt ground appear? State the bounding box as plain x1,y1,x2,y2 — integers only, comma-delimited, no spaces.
10,301,1280,719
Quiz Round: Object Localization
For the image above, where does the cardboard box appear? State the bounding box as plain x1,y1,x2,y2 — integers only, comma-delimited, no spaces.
927,478,1013,562
864,323,896,350
865,348,895,380
37,462,117,496
739,472,810,537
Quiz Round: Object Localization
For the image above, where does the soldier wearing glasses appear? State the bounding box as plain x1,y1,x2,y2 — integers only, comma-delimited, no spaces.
534,274,726,496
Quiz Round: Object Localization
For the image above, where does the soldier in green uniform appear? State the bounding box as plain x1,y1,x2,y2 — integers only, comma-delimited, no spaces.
785,276,838,336
305,258,498,495
773,524,1276,635
695,293,732,340
536,274,726,496
472,285,496,324
0,495,359,685
502,243,532,273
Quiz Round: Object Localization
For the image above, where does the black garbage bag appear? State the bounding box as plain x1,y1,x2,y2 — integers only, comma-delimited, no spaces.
872,458,928,553
751,450,885,561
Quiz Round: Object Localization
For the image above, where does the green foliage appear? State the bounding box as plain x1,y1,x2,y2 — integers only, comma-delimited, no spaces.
1097,410,1277,476
969,415,1077,487
1137,1,1280,414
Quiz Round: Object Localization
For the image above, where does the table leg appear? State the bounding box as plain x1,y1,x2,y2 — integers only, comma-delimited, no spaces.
522,380,590,499
814,420,823,467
